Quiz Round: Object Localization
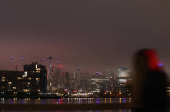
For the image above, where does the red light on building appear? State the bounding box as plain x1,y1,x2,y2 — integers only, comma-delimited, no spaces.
73,90,77,92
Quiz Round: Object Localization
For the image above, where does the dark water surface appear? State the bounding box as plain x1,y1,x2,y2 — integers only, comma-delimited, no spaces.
0,98,131,104
1,98,132,112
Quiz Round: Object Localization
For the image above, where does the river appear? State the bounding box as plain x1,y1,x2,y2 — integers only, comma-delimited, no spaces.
0,98,131,112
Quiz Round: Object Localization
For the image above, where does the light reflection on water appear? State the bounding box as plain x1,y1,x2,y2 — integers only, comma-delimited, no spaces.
0,98,131,104
0,98,132,112
1,110,132,112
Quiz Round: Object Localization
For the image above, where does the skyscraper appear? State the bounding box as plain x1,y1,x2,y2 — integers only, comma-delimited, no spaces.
58,72,69,90
117,67,130,87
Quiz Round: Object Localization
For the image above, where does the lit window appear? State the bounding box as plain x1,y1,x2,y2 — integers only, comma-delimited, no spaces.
36,71,40,73
22,72,28,77
17,77,22,80
28,78,31,80
28,82,30,84
2,77,5,81
36,68,41,71
36,65,37,68
36,78,40,80
38,89,40,92
167,90,170,92
8,89,12,91
13,87,16,89
166,87,170,89
23,89,29,92
8,82,12,84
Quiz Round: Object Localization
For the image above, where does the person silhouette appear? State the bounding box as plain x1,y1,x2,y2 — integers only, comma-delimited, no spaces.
131,49,167,112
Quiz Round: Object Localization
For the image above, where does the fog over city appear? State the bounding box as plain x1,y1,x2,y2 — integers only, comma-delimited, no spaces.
0,0,170,78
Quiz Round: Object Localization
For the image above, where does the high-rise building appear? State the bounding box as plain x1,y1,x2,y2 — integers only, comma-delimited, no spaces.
91,78,102,93
58,72,69,90
79,73,90,92
24,62,47,93
117,67,131,87
69,75,76,91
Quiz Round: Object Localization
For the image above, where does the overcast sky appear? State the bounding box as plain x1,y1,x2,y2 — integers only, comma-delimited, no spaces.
0,0,170,76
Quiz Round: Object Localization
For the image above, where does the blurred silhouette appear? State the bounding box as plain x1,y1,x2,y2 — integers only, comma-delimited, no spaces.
131,49,167,112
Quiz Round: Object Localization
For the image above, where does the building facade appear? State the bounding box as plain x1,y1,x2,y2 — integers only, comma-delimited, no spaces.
24,62,47,93
58,72,69,90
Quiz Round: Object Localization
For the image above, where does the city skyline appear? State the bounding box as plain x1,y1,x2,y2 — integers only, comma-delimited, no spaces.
0,0,170,76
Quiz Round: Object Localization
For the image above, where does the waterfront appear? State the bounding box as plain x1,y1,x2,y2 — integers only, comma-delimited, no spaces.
0,98,131,104
0,98,131,112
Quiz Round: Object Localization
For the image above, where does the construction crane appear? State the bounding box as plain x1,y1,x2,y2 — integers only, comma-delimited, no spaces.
15,63,18,71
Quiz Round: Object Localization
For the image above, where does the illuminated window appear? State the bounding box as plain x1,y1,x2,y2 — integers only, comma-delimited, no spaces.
13,87,16,89
14,92,17,94
166,87,170,89
8,89,12,91
28,82,30,84
23,89,29,92
28,78,31,80
17,77,22,80
22,72,27,77
36,78,40,80
38,89,40,92
2,77,5,81
36,65,37,68
36,71,40,73
36,68,41,71
8,82,12,84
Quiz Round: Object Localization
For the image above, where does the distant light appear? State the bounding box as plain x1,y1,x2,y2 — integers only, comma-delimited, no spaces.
57,61,60,64
41,59,44,61
78,67,81,70
158,63,163,66
96,72,99,74
21,57,24,60
10,56,12,59
60,65,62,68
118,79,127,83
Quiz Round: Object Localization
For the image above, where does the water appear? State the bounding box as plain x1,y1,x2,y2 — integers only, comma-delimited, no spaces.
0,98,131,104
0,98,132,112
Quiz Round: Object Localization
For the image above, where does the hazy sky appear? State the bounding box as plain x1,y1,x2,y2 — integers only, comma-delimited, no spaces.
0,0,170,75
